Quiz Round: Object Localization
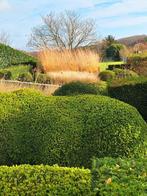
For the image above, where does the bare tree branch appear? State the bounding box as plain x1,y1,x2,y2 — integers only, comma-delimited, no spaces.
28,11,97,50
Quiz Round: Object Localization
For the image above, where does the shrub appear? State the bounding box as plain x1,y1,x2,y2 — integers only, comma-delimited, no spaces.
53,81,108,96
113,68,138,79
127,53,147,76
103,43,124,61
0,70,12,80
99,70,115,81
0,89,146,168
92,157,147,195
2,65,32,80
109,77,147,120
17,72,33,82
128,53,147,63
0,165,92,195
0,43,37,68
36,73,51,84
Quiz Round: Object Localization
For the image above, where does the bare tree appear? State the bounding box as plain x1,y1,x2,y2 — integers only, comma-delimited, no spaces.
28,11,97,50
0,31,11,45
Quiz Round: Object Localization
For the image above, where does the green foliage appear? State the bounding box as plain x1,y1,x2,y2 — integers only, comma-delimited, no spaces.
103,35,117,46
17,72,33,82
128,52,147,62
105,43,124,61
92,157,147,196
109,77,147,120
36,73,51,84
0,70,12,80
113,68,139,78
0,43,37,68
53,81,108,96
0,89,146,168
0,65,31,80
99,70,115,81
0,164,92,195
127,53,147,76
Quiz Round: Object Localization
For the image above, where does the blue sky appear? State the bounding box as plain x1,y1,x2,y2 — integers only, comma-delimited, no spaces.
0,0,147,50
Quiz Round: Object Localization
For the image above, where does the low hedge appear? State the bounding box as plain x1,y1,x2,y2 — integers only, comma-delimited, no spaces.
113,68,138,78
99,70,115,81
0,43,37,68
0,70,12,80
92,157,147,195
17,72,33,82
0,65,32,80
109,77,147,120
127,53,147,66
127,53,147,76
53,81,108,96
0,165,92,195
0,89,146,168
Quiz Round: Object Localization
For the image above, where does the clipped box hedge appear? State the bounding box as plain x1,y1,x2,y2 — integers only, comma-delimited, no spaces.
92,157,147,195
0,165,92,195
0,43,36,68
0,89,146,168
53,81,108,96
109,77,147,120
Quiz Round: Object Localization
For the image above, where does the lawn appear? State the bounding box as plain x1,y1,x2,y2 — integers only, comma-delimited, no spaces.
99,61,124,71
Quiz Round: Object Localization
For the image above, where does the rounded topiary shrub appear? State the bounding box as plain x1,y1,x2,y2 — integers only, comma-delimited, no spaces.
17,72,33,82
0,89,146,168
99,70,115,81
53,81,108,96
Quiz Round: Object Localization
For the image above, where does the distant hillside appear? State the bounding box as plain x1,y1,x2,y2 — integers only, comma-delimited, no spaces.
0,43,37,68
118,35,147,46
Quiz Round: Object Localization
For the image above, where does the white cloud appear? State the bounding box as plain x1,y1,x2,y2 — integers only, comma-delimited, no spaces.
87,0,147,29
99,15,147,28
1,0,147,49
92,0,147,18
0,0,10,11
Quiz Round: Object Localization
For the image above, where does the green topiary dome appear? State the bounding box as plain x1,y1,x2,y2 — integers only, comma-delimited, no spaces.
0,89,146,168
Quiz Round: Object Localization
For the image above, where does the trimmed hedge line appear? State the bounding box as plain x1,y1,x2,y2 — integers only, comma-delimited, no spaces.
1,158,147,195
0,43,37,68
113,68,138,78
0,89,146,168
53,81,108,96
92,157,147,195
0,165,92,195
109,77,147,120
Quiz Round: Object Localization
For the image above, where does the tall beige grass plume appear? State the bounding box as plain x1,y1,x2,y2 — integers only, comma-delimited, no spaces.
37,49,100,84
38,49,99,73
